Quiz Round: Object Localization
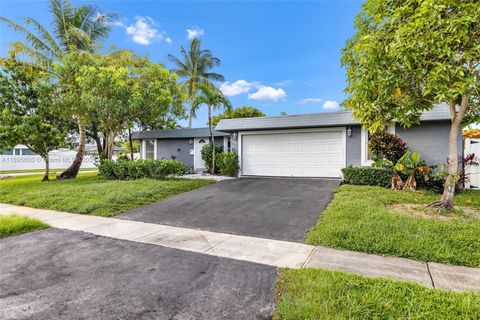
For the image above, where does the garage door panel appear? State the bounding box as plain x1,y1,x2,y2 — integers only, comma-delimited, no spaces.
242,130,345,178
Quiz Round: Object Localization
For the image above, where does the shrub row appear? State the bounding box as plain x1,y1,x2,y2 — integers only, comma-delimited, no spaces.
98,159,187,180
342,166,392,187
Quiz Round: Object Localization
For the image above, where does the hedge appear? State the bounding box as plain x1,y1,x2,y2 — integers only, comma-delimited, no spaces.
342,166,392,187
98,159,187,180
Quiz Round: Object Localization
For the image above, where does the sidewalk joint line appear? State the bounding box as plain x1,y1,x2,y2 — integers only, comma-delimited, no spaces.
426,262,435,289
204,235,234,253
301,246,317,268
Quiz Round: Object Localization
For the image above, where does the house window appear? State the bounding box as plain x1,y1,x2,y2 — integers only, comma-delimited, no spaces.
361,124,395,166
145,139,155,160
14,148,22,156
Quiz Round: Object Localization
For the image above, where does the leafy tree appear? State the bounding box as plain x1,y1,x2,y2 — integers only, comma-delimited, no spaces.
168,39,225,127
60,50,185,160
211,106,265,126
194,83,231,173
341,0,480,210
0,57,68,181
1,0,117,179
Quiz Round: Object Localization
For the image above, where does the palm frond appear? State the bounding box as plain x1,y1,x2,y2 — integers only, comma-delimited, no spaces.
24,17,62,57
204,72,225,82
9,41,55,73
0,17,58,59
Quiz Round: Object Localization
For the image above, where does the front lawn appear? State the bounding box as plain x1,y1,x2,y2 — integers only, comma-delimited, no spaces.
275,268,480,320
0,173,214,217
0,167,97,174
0,214,49,238
306,185,480,268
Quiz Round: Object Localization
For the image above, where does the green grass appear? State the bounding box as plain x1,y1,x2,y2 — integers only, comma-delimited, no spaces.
0,214,49,238
274,268,480,320
0,173,215,217
0,167,98,174
306,185,480,268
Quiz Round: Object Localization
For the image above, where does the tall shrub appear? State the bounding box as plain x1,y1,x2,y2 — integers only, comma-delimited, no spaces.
368,131,406,163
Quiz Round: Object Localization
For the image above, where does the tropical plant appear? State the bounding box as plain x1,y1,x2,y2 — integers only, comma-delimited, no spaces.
194,83,231,173
341,0,480,210
1,0,117,179
394,151,431,191
458,153,479,187
0,57,68,181
211,106,265,126
368,131,407,164
167,38,225,127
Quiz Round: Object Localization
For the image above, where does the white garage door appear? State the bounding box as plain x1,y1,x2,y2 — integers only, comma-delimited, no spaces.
241,129,345,178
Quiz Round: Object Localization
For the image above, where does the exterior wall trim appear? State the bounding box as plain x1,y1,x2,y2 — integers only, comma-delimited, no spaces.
360,124,395,166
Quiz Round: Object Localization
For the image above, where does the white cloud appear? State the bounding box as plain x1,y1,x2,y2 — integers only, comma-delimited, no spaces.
186,27,204,40
322,100,340,109
220,80,257,97
277,80,294,86
119,16,170,45
297,98,323,104
248,86,286,102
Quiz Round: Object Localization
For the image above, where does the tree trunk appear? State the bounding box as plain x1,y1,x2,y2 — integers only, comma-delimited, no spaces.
403,172,417,191
58,119,86,180
428,97,468,211
391,169,403,191
188,111,193,128
42,156,49,182
208,105,215,174
128,127,134,160
103,130,115,160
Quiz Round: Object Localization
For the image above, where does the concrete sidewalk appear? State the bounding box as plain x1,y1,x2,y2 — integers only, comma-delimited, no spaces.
1,203,479,292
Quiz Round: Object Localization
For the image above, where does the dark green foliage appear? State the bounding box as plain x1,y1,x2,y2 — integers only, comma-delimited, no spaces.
368,131,407,163
216,152,239,177
98,159,187,180
201,143,223,173
342,166,392,187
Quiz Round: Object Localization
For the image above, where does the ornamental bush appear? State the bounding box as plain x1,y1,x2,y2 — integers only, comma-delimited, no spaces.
98,159,187,180
368,131,407,163
201,143,224,173
217,152,239,177
342,166,392,187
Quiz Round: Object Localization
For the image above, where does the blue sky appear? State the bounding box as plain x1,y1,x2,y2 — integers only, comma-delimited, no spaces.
0,0,363,128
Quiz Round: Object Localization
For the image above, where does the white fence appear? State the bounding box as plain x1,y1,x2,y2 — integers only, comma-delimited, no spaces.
465,138,480,189
0,150,97,171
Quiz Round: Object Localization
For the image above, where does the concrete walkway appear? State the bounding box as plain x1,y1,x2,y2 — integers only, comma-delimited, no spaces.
1,203,479,292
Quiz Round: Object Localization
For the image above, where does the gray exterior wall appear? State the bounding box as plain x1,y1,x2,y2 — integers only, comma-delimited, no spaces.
156,138,194,168
232,121,460,170
346,125,362,166
396,120,462,166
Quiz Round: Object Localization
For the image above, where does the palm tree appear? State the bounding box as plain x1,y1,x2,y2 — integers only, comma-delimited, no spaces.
1,0,117,179
167,38,225,127
194,83,231,173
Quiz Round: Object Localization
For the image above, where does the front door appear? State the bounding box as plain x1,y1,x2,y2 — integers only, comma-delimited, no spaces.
194,138,208,170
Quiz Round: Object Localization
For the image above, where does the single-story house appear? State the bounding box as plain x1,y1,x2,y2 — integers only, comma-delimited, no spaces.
133,105,462,178
132,127,230,171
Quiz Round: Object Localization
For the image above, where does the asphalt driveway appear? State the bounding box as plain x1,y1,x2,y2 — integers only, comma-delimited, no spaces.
0,228,276,320
119,177,341,242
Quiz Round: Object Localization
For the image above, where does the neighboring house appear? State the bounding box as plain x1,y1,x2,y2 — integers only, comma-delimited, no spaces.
132,127,230,171
134,105,462,178
0,144,37,156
